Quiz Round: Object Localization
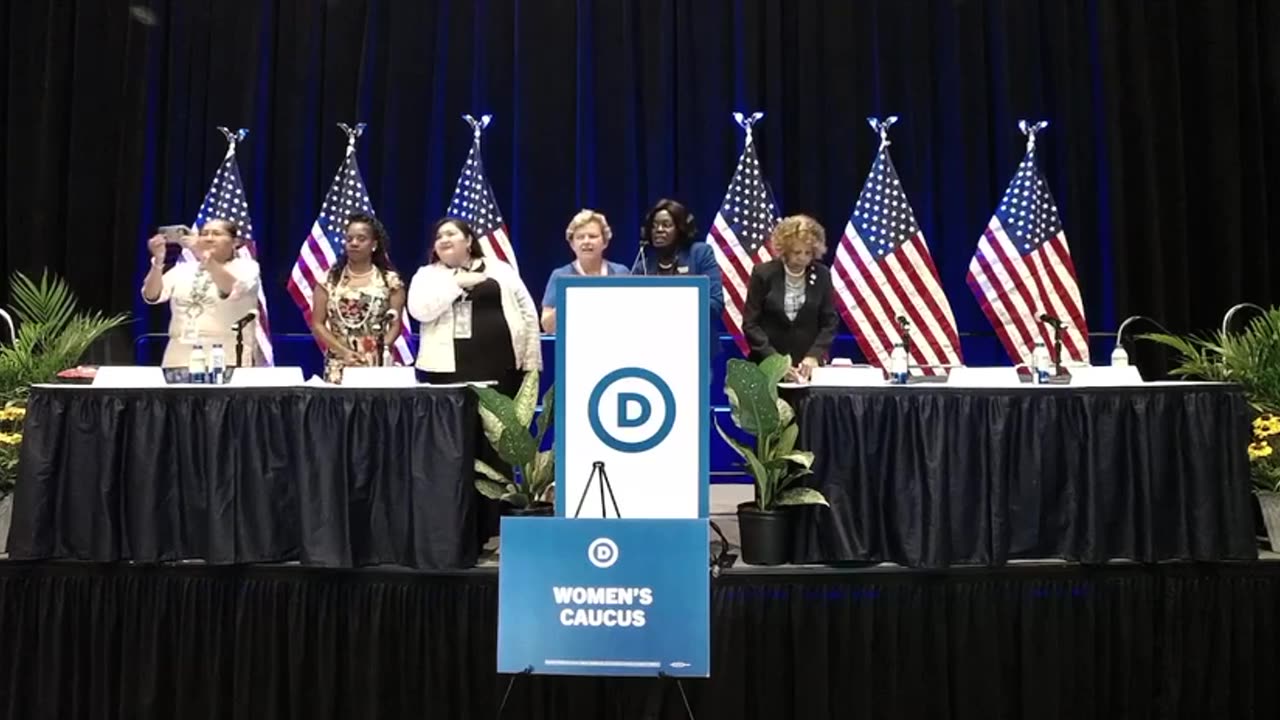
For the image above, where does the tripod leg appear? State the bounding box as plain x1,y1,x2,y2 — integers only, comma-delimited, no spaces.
573,465,598,518
599,466,608,518
674,679,695,720
600,468,623,518
496,674,519,719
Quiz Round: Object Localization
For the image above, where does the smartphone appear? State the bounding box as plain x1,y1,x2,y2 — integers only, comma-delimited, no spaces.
158,224,192,244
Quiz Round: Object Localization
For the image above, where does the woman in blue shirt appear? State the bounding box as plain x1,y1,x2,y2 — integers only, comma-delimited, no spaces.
632,198,725,356
541,209,631,333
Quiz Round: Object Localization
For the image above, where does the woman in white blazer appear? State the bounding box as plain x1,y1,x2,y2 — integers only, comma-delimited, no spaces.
407,217,542,396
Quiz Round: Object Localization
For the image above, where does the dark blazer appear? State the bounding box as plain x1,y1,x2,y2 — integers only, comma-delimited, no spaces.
741,259,839,365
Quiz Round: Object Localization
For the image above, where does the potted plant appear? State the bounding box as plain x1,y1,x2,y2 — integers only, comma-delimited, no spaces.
715,354,829,565
0,270,129,549
472,370,556,516
1143,308,1280,547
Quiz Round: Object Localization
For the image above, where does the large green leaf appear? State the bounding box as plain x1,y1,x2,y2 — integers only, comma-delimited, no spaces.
525,449,555,500
475,459,509,482
513,370,541,428
777,450,814,469
476,404,504,449
713,418,751,463
535,385,555,446
472,384,537,465
475,478,511,500
723,358,780,437
758,353,791,388
775,423,799,455
774,487,830,507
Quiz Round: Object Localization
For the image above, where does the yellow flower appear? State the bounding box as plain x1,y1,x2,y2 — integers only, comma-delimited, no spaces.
0,432,22,446
0,406,23,422
1249,441,1274,460
1254,415,1280,438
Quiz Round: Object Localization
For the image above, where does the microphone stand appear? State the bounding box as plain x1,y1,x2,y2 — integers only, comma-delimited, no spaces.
235,321,247,368
1051,324,1063,373
632,240,649,275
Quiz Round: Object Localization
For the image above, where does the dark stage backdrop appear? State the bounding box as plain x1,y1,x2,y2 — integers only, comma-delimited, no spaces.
3,0,1280,364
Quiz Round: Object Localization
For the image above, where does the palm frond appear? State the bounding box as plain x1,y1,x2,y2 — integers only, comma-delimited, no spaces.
1,270,130,399
10,271,76,334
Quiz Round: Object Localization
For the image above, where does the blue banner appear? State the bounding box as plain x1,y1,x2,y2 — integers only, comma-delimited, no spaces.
497,517,710,677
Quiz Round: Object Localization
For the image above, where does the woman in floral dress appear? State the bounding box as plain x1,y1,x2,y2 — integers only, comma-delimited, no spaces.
309,213,406,383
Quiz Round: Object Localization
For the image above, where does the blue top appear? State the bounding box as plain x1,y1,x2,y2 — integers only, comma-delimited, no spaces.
542,260,632,308
632,242,725,356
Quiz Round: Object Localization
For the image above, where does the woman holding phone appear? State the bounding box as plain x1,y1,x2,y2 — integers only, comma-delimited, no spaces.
140,219,261,368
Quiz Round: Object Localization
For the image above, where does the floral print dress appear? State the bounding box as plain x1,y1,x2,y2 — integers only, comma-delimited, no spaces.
322,268,404,383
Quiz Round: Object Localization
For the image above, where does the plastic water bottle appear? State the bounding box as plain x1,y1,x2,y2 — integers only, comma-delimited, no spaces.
209,343,226,385
889,343,910,384
1031,341,1052,384
189,344,207,384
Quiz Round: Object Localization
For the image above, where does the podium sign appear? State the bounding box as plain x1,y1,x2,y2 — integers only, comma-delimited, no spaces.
496,517,710,677
554,276,710,518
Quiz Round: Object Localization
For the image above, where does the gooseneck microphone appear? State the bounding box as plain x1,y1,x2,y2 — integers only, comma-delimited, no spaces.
375,309,398,366
896,315,912,357
1037,313,1066,369
1038,313,1065,329
233,311,257,368
1110,314,1173,367
1221,302,1267,337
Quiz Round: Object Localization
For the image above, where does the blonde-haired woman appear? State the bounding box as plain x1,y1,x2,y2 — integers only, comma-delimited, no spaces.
742,214,838,381
540,209,630,333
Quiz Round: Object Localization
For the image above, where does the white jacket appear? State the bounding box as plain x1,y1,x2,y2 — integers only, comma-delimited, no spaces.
406,259,543,374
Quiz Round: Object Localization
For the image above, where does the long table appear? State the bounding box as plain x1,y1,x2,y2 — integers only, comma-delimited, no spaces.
786,383,1259,567
6,385,480,569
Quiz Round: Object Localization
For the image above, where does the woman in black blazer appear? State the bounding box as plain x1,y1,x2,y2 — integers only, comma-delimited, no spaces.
742,215,839,381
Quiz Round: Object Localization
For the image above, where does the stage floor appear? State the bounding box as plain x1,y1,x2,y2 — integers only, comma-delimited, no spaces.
1,555,1279,719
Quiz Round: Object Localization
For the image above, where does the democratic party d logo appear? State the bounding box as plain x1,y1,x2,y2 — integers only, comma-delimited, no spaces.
587,367,676,453
587,537,619,568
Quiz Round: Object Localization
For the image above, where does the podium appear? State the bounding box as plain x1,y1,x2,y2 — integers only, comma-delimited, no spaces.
495,276,713,716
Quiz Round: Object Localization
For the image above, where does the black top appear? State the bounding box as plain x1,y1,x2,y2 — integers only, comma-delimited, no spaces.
741,259,839,365
450,277,515,382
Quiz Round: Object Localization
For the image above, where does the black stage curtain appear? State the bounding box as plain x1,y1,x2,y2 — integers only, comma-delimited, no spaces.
6,386,478,569
1,561,1278,719
789,385,1258,567
4,0,1280,345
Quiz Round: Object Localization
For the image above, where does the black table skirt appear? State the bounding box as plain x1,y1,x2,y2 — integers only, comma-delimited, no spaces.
787,384,1258,567
6,386,479,569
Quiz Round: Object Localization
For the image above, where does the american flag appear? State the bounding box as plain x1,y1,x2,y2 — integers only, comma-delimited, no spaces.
447,114,517,269
184,129,274,366
967,121,1089,366
286,126,414,365
832,117,962,375
708,112,780,355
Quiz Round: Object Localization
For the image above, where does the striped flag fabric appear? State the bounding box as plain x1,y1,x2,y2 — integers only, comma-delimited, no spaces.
708,112,780,355
831,117,962,375
286,125,414,365
447,114,518,269
966,121,1090,367
184,128,274,366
